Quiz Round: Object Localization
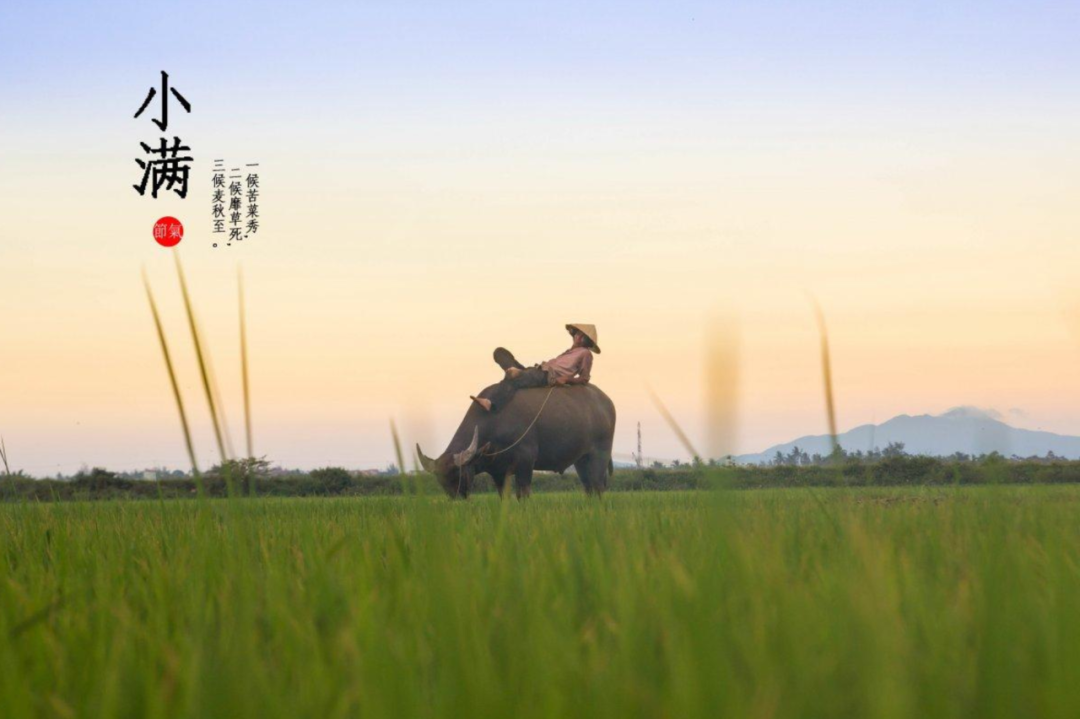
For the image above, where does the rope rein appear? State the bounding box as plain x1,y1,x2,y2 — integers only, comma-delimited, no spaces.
480,384,557,458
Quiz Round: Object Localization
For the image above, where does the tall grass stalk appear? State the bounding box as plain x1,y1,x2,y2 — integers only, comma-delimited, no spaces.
390,418,425,495
142,270,202,495
172,252,229,467
204,332,237,460
647,386,701,462
390,419,406,476
807,293,839,452
239,267,253,460
802,293,846,532
704,316,739,463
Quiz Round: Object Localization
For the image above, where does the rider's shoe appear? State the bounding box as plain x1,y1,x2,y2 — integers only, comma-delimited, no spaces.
493,347,525,371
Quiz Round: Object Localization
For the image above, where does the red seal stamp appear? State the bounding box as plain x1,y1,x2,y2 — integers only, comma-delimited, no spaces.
153,216,184,247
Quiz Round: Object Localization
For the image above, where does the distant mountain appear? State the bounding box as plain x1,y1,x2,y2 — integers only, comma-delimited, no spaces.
736,407,1080,464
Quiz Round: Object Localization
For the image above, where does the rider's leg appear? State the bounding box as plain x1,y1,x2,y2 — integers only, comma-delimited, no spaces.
471,368,549,412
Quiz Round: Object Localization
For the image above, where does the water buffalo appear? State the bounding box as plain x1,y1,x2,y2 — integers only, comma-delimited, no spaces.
416,384,616,498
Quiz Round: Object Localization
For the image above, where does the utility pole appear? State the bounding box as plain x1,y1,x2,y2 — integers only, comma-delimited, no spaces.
635,422,643,469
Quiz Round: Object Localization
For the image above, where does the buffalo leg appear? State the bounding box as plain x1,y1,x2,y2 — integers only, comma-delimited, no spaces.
574,456,594,495
513,464,534,500
490,471,509,498
595,451,611,494
574,453,610,497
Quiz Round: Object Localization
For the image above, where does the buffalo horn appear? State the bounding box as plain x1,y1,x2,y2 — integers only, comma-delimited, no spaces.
416,444,437,473
453,427,480,467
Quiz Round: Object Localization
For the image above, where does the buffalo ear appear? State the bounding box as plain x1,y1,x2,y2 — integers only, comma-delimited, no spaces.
416,444,437,473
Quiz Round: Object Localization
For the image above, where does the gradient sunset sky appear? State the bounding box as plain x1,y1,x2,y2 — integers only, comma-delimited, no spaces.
1,1,1078,475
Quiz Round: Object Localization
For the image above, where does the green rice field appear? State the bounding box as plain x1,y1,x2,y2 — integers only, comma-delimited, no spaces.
3,487,1080,718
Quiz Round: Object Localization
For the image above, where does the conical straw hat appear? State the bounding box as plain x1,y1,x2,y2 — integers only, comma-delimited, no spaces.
566,323,600,354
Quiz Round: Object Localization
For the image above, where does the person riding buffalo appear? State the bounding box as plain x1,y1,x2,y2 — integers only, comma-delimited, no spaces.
470,323,600,413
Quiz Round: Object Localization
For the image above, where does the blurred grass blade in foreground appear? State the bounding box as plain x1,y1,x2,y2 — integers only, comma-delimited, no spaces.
807,292,839,454
391,418,426,495
142,269,201,488
390,419,406,477
648,385,701,463
173,252,230,465
705,314,740,464
239,267,253,459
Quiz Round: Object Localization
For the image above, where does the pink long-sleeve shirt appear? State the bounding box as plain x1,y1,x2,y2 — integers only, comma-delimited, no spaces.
541,346,593,383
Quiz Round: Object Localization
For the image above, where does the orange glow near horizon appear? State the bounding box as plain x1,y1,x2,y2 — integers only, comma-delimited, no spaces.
2,38,1079,474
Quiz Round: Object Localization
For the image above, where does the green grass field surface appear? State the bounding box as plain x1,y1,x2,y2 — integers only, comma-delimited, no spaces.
3,487,1079,718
